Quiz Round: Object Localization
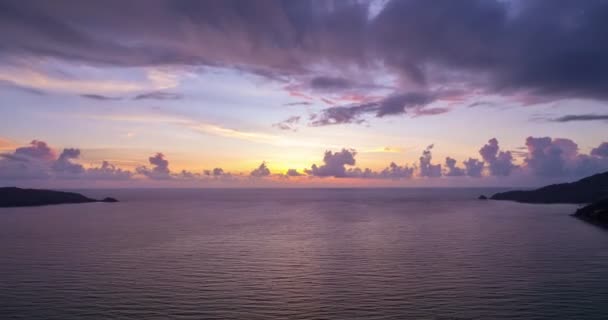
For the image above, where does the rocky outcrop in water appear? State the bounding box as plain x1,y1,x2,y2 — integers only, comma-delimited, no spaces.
572,199,608,227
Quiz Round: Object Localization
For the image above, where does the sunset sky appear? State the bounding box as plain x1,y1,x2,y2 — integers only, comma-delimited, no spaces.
1,0,607,187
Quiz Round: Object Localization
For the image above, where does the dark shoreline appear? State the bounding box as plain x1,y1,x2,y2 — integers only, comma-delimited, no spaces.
0,187,118,208
486,171,608,229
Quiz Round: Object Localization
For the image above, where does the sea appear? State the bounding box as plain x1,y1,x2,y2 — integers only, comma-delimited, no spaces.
1,188,607,320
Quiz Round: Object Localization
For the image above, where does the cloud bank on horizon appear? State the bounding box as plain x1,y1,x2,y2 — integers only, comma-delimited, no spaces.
1,137,607,186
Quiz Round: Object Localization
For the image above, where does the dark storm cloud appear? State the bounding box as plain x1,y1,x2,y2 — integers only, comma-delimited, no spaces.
549,114,608,122
4,0,608,108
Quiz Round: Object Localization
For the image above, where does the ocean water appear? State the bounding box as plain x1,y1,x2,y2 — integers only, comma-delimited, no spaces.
1,188,607,320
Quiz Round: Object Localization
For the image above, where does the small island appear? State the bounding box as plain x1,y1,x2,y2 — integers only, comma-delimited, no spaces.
0,187,118,207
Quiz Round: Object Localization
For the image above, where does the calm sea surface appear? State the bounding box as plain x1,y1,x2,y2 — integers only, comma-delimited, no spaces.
1,188,607,319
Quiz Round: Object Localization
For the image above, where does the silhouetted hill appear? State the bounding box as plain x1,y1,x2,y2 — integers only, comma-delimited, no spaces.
573,199,608,227
0,187,118,207
490,171,608,204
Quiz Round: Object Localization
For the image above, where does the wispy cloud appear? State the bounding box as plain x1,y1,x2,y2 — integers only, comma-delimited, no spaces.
0,66,182,96
80,94,123,101
0,69,146,94
549,114,608,122
133,91,183,100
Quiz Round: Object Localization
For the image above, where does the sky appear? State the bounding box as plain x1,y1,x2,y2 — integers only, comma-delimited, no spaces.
0,0,607,188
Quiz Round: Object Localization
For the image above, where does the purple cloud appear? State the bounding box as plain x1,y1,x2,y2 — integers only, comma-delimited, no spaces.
591,142,608,158
549,114,608,123
80,94,122,101
377,162,414,179
14,140,55,161
285,169,303,177
273,116,301,131
86,161,132,180
250,162,271,177
463,158,484,177
444,157,465,176
133,91,182,100
479,138,516,176
306,149,357,177
419,145,441,178
3,0,608,109
524,137,608,177
52,148,85,175
309,92,436,126
137,153,171,179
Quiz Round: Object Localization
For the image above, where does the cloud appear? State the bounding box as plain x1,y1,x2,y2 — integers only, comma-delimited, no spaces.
3,0,607,110
377,162,414,179
444,157,465,176
176,170,199,179
419,145,441,177
479,138,517,176
283,101,312,106
204,167,225,177
309,92,436,126
250,161,271,177
309,76,355,91
136,153,171,179
14,140,56,161
80,94,122,101
463,158,484,177
306,76,384,93
86,161,133,180
0,147,51,180
133,91,182,100
272,116,301,131
52,148,85,175
524,137,608,177
0,68,152,94
285,169,303,177
306,149,357,177
591,143,608,158
306,148,415,179
549,114,608,122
